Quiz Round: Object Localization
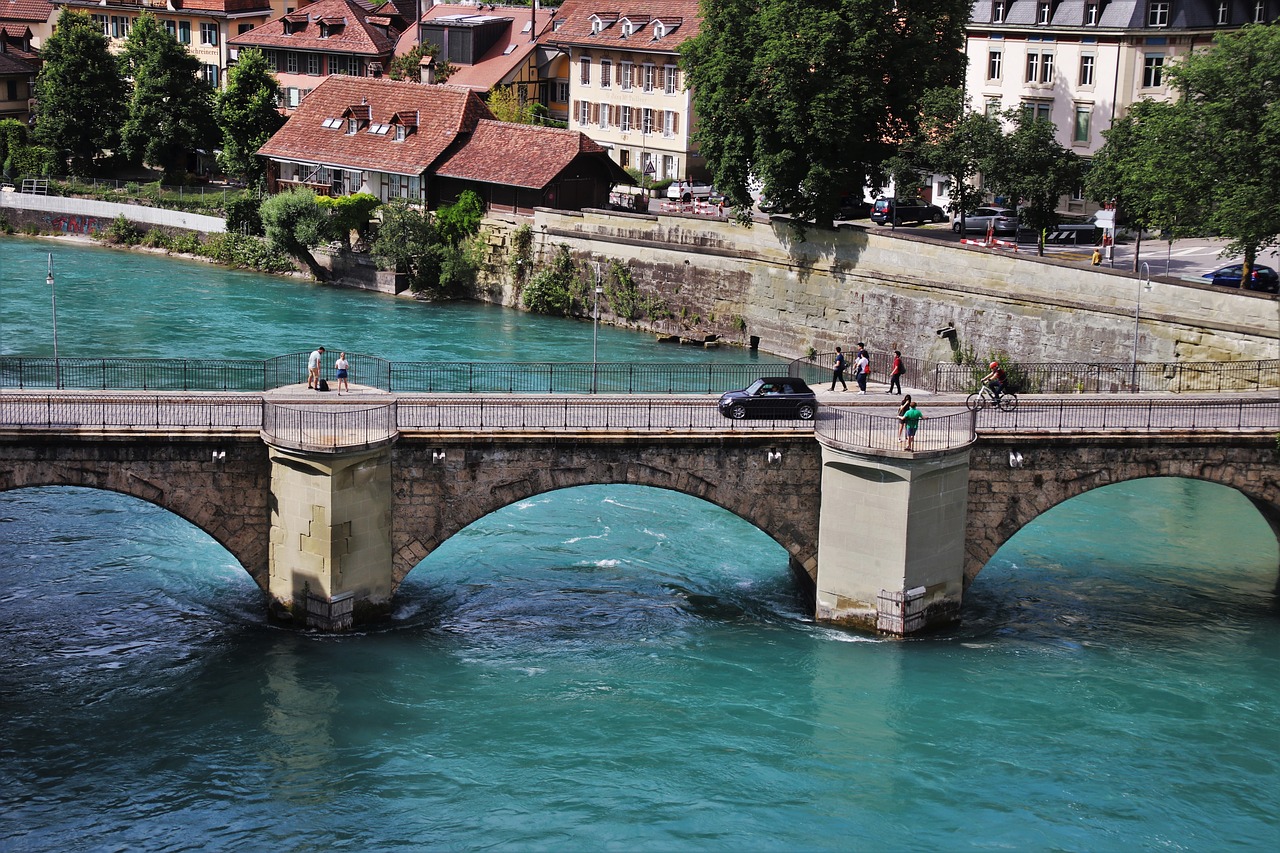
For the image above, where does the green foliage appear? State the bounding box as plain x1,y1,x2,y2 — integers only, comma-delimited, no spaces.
486,86,538,124
316,192,381,249
101,214,143,245
167,231,202,254
682,0,971,225
197,231,296,273
522,245,581,315
732,315,748,333
141,228,169,248
260,188,328,279
119,13,217,183
371,198,436,290
434,190,484,246
898,88,1004,218
33,11,126,174
387,42,438,81
509,223,534,284
226,195,264,236
981,111,1083,255
215,48,285,185
0,119,51,179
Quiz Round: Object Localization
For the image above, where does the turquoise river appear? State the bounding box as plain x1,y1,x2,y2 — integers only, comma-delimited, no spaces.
1,237,1277,851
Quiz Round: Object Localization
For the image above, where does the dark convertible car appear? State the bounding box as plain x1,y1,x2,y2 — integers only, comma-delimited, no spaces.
717,377,818,420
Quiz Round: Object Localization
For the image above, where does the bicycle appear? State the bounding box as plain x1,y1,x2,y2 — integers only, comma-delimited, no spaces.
966,382,1018,413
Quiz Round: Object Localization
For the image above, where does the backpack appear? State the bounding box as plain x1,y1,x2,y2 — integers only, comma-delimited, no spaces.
318,379,330,392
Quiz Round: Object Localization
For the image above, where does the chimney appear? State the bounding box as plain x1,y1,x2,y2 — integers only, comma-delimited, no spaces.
421,55,436,85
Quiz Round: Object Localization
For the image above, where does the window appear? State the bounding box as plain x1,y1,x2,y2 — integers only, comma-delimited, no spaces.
619,149,630,168
620,105,632,132
111,16,130,39
600,59,611,88
1079,54,1095,86
663,110,678,137
1026,52,1040,83
556,80,569,102
1216,2,1229,24
1040,52,1055,83
1143,54,1164,87
91,14,109,36
395,125,406,142
597,103,607,128
285,88,301,109
1149,2,1169,26
308,54,320,75
579,57,590,85
1086,2,1100,25
642,107,654,134
664,65,678,94
162,20,176,38
993,1,1006,23
620,61,633,91
662,155,674,180
1073,104,1091,144
1026,51,1053,84
347,117,357,134
642,64,655,93
239,23,253,34
200,23,218,46
988,50,1002,80
1254,1,1267,22
202,64,219,87
984,97,1002,116
578,100,589,125
6,80,17,101
1022,100,1053,122
286,53,298,74
1037,2,1051,24
179,22,191,45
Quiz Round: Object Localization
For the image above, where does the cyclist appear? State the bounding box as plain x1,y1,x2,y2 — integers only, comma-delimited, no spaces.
982,361,1007,400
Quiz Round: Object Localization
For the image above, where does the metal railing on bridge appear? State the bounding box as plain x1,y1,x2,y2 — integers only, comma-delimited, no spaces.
972,397,1280,433
262,401,398,452
815,408,978,454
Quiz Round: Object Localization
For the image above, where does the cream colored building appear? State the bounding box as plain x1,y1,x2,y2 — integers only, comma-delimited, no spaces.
545,0,703,182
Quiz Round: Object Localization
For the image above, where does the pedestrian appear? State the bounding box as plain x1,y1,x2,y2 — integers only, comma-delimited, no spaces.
1091,247,1102,266
888,349,904,395
335,351,350,394
307,346,325,390
830,346,848,391
900,400,924,451
854,347,870,394
896,394,913,442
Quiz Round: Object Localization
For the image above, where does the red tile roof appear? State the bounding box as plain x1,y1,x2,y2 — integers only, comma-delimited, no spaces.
257,75,494,175
0,47,34,75
230,0,401,56
433,119,613,188
546,0,702,53
0,0,53,23
393,3,553,92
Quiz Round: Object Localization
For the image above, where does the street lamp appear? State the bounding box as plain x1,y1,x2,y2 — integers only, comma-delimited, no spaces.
1131,261,1151,392
591,262,603,393
46,252,59,390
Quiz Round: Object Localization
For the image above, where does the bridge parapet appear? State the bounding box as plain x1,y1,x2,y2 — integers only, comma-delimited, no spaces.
815,408,977,454
261,401,399,453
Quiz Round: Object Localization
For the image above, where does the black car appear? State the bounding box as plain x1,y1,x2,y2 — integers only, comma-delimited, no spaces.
870,197,946,226
718,377,817,420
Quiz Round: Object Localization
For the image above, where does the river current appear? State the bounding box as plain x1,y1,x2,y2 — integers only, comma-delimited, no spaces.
1,237,1277,851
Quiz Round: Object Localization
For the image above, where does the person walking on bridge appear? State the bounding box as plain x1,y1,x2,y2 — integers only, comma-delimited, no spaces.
888,349,904,395
854,347,870,394
830,347,848,391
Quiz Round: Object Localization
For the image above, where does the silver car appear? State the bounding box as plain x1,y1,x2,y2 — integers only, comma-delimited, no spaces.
953,207,1018,235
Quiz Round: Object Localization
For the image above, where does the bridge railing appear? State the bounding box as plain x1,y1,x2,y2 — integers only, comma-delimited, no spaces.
0,357,270,391
976,398,1280,432
815,408,978,453
0,394,265,429
930,359,1280,394
261,401,399,452
387,362,783,394
396,396,814,432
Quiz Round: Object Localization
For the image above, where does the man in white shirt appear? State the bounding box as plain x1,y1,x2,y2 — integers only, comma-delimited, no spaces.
307,346,325,390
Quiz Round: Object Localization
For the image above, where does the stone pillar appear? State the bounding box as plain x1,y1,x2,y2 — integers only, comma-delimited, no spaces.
814,444,971,635
266,444,394,630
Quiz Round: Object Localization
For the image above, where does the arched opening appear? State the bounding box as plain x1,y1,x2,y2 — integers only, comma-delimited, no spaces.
395,484,807,636
966,477,1279,642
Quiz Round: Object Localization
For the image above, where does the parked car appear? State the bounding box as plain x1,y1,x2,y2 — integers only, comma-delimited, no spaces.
717,377,817,420
1201,263,1280,293
870,197,945,226
667,180,715,202
953,207,1018,235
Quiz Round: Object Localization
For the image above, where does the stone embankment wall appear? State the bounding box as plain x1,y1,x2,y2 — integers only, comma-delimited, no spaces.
476,208,1279,366
0,190,225,236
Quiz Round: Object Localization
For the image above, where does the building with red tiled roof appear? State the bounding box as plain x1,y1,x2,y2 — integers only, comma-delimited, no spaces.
0,24,38,122
54,1,275,88
229,0,408,109
257,74,630,213
545,0,704,182
0,0,54,47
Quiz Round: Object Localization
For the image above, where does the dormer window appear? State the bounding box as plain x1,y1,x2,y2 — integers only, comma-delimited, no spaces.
993,1,1006,23
1148,2,1170,27
319,23,329,38
346,118,357,134
1037,2,1052,24
1216,1,1229,24
653,21,665,38
589,15,604,35
395,125,406,142
1086,2,1100,25
621,19,633,37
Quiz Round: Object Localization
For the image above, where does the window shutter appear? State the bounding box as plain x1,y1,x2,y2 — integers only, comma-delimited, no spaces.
572,99,579,123
673,112,680,134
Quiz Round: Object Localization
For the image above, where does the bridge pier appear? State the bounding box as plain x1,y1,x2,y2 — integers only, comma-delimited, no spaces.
266,444,395,630
814,444,971,635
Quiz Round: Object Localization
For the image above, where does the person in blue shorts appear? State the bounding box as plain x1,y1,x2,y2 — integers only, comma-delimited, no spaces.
334,352,350,394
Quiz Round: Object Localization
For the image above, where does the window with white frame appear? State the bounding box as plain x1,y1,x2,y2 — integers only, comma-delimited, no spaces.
1216,2,1229,23
202,64,219,87
662,155,674,179
162,20,176,39
1079,54,1095,86
286,53,298,74
1037,2,1051,24
308,54,320,75
578,100,589,125
620,105,632,132
200,22,218,45
1148,2,1169,26
1022,100,1053,123
984,97,1002,116
600,60,611,88
642,64,655,92
111,16,130,38
664,65,678,94
557,80,569,101
664,110,677,136
1086,2,1100,25
988,50,1002,80
620,61,633,91
1143,54,1164,87
91,14,109,36
597,103,607,128
1026,51,1053,83
1254,1,1267,22
642,107,654,134
1073,104,1091,144
993,1,1006,23
579,57,590,85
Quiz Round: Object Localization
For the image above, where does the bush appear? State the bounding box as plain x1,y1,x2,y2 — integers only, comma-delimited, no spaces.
225,195,264,236
522,244,582,315
141,228,170,248
102,214,142,245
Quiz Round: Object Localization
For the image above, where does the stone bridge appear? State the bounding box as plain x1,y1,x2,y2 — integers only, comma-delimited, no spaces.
0,393,1276,633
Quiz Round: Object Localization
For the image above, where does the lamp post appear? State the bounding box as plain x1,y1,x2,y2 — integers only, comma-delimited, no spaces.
1131,261,1151,392
591,262,603,393
46,252,59,390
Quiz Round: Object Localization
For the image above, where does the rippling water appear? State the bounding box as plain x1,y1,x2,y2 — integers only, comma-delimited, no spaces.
1,237,1278,851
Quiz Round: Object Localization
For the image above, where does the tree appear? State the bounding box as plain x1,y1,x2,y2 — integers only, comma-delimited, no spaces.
316,193,382,250
682,0,971,226
387,42,455,83
119,13,218,182
371,199,439,291
433,190,484,245
33,10,126,174
981,112,1083,256
261,188,329,280
0,119,51,179
215,48,286,185
486,86,537,125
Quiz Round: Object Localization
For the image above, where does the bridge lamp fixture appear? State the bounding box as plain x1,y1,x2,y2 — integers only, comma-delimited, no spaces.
1132,262,1152,392
767,450,783,464
591,262,603,393
45,252,60,390
1008,451,1024,469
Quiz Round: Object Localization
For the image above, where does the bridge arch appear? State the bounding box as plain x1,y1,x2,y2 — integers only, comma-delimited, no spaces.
965,435,1280,585
389,435,823,591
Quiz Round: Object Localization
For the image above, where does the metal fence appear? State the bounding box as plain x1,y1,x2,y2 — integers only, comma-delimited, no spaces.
261,401,399,452
977,398,1280,432
0,357,269,391
931,359,1280,394
815,408,977,453
396,396,815,432
0,394,264,429
388,361,784,394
